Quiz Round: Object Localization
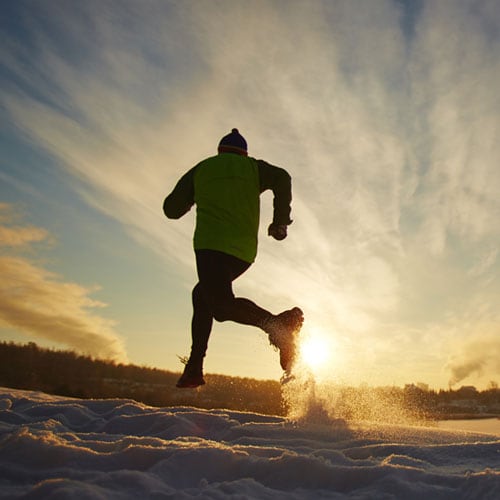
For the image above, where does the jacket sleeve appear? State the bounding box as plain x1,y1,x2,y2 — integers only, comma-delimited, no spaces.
163,167,196,219
257,159,293,225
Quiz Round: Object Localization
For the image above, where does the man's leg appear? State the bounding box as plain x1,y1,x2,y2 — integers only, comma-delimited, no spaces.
176,282,214,388
190,282,213,362
178,249,303,387
197,249,303,370
177,250,258,388
196,249,304,371
188,251,267,363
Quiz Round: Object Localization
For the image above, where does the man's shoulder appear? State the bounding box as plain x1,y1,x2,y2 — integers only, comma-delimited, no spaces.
255,158,289,175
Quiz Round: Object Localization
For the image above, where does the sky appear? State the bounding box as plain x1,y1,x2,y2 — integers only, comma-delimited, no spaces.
1,0,500,390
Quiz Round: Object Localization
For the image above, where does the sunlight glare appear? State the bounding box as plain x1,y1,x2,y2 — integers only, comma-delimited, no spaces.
298,329,333,375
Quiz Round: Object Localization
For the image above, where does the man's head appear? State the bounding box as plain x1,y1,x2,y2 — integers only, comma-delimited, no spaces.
218,128,248,156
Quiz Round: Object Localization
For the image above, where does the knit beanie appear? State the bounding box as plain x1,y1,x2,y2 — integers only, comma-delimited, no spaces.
218,128,248,155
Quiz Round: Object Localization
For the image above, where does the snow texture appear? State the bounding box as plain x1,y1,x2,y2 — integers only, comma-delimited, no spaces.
0,387,498,499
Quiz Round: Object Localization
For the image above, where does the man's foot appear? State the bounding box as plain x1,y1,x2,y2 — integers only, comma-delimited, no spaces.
263,307,304,372
176,358,206,388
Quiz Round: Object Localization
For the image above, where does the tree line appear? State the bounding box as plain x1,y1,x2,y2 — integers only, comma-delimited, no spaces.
1,341,498,420
0,341,284,415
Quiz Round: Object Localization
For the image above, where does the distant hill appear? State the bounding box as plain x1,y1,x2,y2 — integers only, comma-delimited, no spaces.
0,341,284,415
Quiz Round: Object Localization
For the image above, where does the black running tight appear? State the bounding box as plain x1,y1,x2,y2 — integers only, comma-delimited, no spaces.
189,249,272,360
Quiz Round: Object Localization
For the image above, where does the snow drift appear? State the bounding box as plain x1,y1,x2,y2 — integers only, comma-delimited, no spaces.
0,387,498,499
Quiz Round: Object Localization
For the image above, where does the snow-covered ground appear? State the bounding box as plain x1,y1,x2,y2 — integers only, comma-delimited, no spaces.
0,387,498,499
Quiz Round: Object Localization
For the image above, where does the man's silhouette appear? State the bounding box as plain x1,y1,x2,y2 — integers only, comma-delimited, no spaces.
164,128,303,388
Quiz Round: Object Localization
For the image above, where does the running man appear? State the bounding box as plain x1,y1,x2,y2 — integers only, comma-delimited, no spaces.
163,128,303,388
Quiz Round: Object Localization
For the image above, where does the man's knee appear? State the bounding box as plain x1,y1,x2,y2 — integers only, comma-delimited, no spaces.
195,282,235,321
211,299,233,322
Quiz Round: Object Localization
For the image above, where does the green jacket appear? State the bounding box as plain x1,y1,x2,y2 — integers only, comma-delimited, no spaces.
163,153,292,263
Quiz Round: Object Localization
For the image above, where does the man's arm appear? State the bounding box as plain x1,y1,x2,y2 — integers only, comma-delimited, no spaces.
163,167,196,219
257,159,293,226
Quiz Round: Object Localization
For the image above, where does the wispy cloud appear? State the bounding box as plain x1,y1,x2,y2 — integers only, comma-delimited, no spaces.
2,1,500,386
0,204,49,247
408,1,500,252
0,205,127,361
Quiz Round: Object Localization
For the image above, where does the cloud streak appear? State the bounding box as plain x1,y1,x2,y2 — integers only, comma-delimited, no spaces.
0,205,127,361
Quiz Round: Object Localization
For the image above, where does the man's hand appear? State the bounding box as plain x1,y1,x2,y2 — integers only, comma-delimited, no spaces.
268,223,287,241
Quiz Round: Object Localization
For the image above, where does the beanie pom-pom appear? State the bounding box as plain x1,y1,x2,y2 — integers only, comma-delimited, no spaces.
218,128,247,155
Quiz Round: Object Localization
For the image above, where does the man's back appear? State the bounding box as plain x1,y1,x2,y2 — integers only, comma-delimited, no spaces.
194,153,260,263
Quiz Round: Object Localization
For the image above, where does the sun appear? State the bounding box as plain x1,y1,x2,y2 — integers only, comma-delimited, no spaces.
297,329,333,375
